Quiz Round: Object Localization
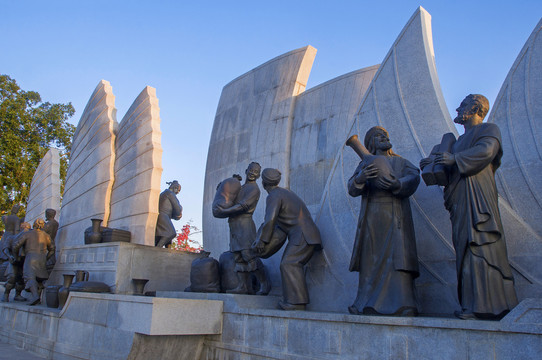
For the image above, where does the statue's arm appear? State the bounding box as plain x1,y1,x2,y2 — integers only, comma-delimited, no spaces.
46,235,55,261
393,160,420,197
170,192,183,220
348,162,368,197
454,136,500,177
258,194,280,244
12,235,26,259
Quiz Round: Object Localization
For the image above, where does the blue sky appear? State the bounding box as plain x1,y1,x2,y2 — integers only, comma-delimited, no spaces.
2,1,541,243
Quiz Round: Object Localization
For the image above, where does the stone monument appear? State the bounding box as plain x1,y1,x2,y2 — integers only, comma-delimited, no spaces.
24,148,61,226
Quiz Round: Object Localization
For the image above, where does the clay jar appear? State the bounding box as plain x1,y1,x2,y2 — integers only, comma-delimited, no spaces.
84,219,103,244
58,274,75,309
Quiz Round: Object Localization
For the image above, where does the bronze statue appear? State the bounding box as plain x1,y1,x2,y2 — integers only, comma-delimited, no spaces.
253,168,322,310
346,127,420,316
212,163,270,295
0,205,22,263
420,94,518,320
44,209,59,273
13,219,55,305
155,180,183,248
2,222,31,302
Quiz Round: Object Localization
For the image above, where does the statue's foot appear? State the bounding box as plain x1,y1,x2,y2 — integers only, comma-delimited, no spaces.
278,300,305,311
255,281,271,296
348,305,360,315
14,294,27,302
226,286,249,295
454,310,476,320
397,307,418,317
1,295,8,303
29,296,41,306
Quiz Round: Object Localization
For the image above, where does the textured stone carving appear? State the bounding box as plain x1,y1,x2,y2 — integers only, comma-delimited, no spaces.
56,80,117,252
108,86,163,246
24,148,61,226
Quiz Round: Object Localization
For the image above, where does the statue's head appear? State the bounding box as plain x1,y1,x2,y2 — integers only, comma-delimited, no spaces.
10,204,20,215
45,208,56,220
20,222,31,232
454,94,489,125
261,168,281,190
245,162,261,182
167,180,181,194
33,218,45,230
364,126,392,154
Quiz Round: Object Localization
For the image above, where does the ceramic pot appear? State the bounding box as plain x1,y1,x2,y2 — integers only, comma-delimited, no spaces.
75,270,89,283
58,274,75,309
84,219,103,244
45,285,61,308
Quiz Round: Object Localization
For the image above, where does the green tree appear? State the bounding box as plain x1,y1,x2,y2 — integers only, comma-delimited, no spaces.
0,75,75,223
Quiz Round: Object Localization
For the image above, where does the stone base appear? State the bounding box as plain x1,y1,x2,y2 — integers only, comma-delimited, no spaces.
1,291,541,360
49,242,205,294
0,292,223,360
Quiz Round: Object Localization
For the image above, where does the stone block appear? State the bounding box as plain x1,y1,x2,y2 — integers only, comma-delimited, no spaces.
49,242,205,295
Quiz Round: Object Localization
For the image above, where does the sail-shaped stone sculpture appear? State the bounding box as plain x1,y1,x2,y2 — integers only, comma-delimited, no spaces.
203,46,317,257
56,80,117,251
488,18,542,299
24,148,61,225
108,86,163,246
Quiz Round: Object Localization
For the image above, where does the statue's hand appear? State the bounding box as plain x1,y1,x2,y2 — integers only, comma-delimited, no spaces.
8,255,15,264
377,175,400,191
355,164,378,184
435,152,455,166
252,240,266,254
419,157,432,170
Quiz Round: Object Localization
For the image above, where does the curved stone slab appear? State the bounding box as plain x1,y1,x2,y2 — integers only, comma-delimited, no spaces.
489,19,542,235
24,148,61,225
56,80,117,251
289,66,379,215
108,86,163,246
308,7,461,314
203,46,317,256
486,18,542,299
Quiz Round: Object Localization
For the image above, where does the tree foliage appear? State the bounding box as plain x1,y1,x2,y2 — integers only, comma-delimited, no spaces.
0,75,75,222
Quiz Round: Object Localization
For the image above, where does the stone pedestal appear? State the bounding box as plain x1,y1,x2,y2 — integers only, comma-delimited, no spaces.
49,242,205,294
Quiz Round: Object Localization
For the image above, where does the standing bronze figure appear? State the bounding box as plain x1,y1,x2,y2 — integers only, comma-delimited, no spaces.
2,222,31,302
155,180,183,248
13,219,55,305
253,168,322,310
44,209,59,273
420,94,518,320
0,205,22,263
347,127,420,316
213,163,270,295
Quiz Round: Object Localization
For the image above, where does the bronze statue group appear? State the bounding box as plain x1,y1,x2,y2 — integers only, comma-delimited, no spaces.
197,94,517,320
0,208,57,305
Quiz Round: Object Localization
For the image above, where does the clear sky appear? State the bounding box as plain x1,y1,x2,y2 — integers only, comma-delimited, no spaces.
2,1,541,244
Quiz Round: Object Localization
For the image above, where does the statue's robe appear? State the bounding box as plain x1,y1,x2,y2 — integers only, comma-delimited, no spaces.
348,155,420,315
155,189,183,244
228,182,260,252
445,122,518,317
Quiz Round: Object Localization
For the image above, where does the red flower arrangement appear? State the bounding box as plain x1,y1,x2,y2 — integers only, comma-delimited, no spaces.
171,223,203,253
